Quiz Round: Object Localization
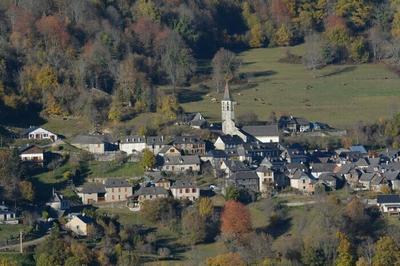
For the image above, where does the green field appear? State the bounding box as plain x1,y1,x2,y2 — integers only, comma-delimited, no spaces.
181,46,400,128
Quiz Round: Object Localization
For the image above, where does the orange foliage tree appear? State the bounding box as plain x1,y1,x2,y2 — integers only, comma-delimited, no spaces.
206,252,245,266
220,200,252,238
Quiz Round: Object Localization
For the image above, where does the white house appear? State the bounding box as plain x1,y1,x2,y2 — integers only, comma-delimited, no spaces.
170,180,200,201
65,215,94,236
19,145,45,163
119,136,147,155
241,124,280,143
0,205,18,224
26,127,58,141
377,195,400,215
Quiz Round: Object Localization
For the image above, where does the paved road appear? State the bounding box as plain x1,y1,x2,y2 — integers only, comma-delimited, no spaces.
283,201,316,207
0,234,49,251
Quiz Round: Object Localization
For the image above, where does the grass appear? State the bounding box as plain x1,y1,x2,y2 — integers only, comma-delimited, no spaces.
0,224,31,241
0,252,35,266
181,45,400,129
88,161,144,178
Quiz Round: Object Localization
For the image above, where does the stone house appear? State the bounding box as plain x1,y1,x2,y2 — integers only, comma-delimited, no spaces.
170,180,200,201
161,155,201,173
65,215,94,236
172,136,206,155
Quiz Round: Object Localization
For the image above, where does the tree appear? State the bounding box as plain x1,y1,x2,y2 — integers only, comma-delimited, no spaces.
19,180,34,202
197,197,213,218
392,10,400,39
206,252,245,266
182,208,207,245
336,232,353,266
212,48,241,93
0,257,17,266
372,236,400,266
224,185,240,201
141,198,180,224
221,201,251,239
140,149,156,170
303,32,326,74
274,24,293,46
160,32,195,93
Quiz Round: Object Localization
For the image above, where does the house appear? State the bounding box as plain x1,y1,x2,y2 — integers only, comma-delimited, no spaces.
132,186,170,208
350,145,368,154
170,180,200,201
154,177,172,190
257,165,287,194
359,173,379,190
310,163,337,179
146,136,167,154
318,173,338,189
172,136,206,155
104,179,133,202
214,135,244,151
377,195,400,215
65,215,94,236
384,171,400,191
77,183,107,204
77,179,133,204
229,170,259,192
161,155,201,173
158,145,182,157
176,112,208,129
24,127,58,141
290,170,315,194
219,159,249,177
241,124,280,143
71,134,116,154
0,206,18,224
370,175,388,192
46,190,70,211
119,135,146,155
19,145,45,163
279,116,310,133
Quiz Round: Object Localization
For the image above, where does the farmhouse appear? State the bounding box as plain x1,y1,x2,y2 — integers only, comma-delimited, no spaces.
170,180,200,201
19,145,45,163
24,127,58,141
161,154,201,173
377,195,400,215
65,215,94,236
71,134,116,154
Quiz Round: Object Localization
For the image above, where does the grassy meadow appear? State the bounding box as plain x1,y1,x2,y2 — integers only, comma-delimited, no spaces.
181,46,400,129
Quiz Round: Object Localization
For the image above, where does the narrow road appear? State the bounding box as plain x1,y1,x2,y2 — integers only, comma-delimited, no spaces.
283,201,316,207
0,234,49,251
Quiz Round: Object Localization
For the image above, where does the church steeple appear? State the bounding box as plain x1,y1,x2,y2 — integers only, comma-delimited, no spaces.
221,82,236,135
223,81,232,101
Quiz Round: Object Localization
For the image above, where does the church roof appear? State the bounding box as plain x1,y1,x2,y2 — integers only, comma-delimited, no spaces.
223,83,232,101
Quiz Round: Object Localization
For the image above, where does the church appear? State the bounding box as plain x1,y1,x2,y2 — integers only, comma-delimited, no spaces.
221,83,279,143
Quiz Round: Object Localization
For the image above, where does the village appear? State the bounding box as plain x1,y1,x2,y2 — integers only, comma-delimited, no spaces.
2,84,400,243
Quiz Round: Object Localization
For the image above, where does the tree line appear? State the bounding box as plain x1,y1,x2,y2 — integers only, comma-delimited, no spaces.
0,0,399,127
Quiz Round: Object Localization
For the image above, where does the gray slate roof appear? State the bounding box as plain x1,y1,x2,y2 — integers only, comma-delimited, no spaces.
241,124,279,137
104,179,131,188
134,186,169,197
171,180,198,188
79,183,106,194
377,194,400,204
163,155,200,165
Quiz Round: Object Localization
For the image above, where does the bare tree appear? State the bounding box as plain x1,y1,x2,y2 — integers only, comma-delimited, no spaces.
160,32,195,94
212,48,241,93
368,25,388,62
303,32,326,76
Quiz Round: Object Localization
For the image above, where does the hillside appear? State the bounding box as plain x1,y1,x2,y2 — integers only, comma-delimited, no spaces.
182,46,400,129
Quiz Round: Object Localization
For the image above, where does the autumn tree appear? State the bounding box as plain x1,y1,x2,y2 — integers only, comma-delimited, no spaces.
140,149,156,170
336,232,353,266
159,32,195,93
372,236,400,266
198,197,213,218
19,180,34,202
35,15,70,49
206,252,245,266
212,48,241,93
221,200,251,239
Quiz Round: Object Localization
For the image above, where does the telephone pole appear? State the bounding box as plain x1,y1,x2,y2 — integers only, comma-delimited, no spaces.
19,231,23,254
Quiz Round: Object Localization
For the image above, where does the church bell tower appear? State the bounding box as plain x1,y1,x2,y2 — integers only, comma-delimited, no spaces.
221,82,236,135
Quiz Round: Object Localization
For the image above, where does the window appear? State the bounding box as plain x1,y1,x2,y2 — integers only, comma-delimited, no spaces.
112,195,115,200
192,188,196,193
118,195,120,200
303,186,306,190
302,180,305,184
179,189,182,193
125,188,127,192
118,188,121,192
112,188,114,192
185,188,190,193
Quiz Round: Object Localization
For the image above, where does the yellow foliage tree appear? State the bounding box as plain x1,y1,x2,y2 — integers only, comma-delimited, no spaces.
392,10,400,38
198,197,213,218
274,25,293,46
206,253,245,266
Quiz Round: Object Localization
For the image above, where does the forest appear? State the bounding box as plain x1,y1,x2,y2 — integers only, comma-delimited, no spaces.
0,0,400,130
